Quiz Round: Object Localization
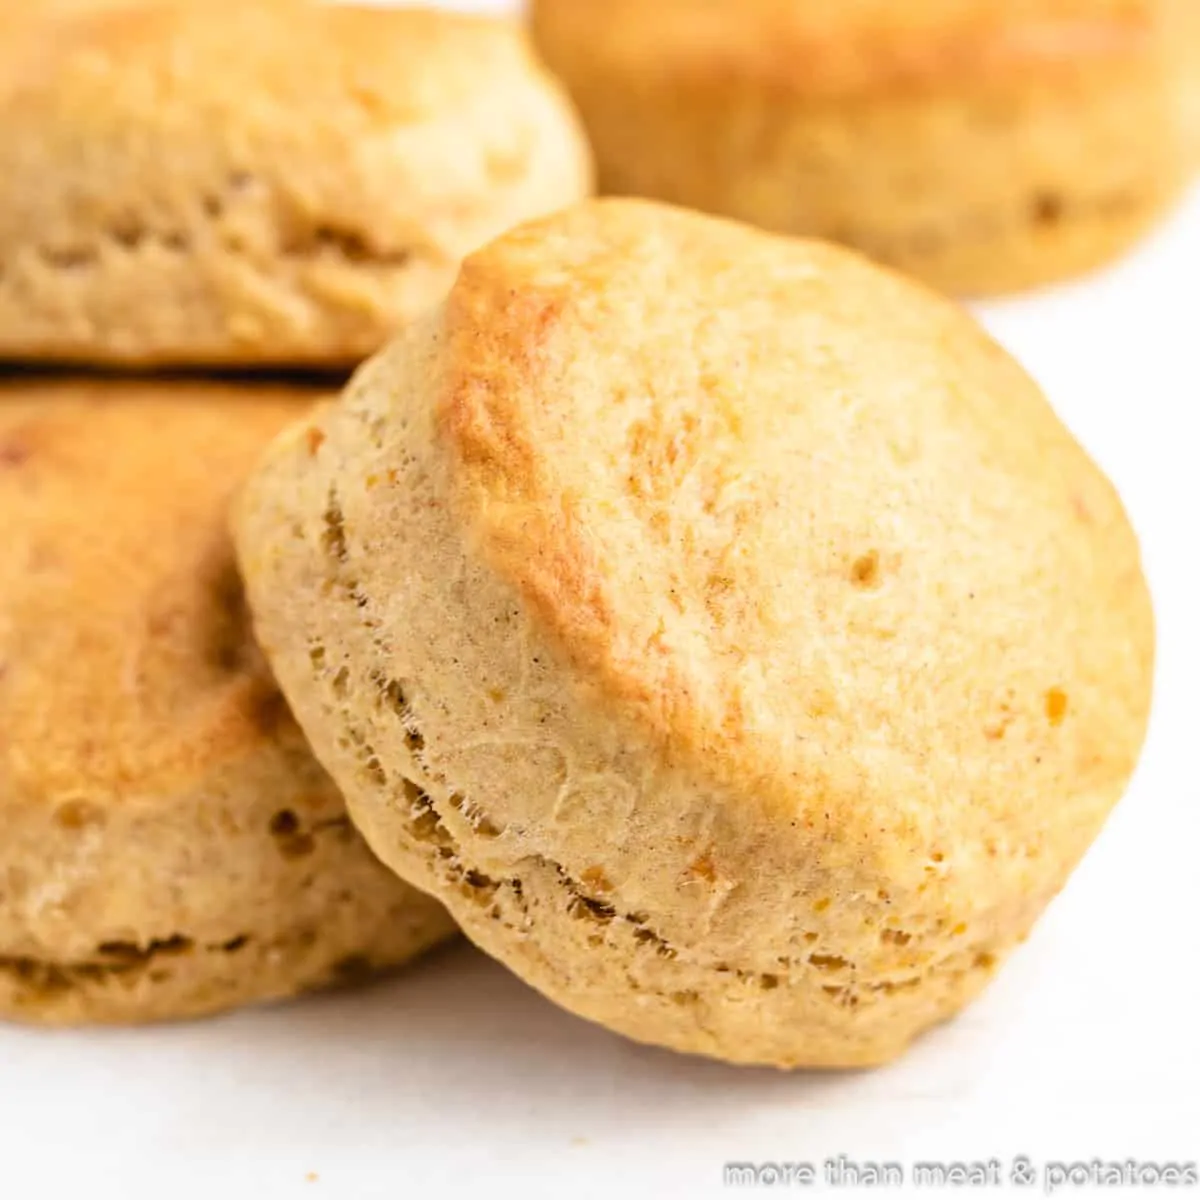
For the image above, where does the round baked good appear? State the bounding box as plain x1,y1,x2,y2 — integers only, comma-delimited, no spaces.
235,199,1155,1068
0,0,591,367
530,0,1183,296
0,380,456,1026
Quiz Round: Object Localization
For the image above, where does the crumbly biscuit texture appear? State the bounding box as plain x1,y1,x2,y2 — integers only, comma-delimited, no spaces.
530,0,1183,294
236,200,1154,1067
0,1,591,365
0,380,455,1025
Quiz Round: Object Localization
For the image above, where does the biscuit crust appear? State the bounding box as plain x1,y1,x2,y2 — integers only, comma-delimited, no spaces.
0,2,591,366
236,200,1154,1067
531,0,1183,294
0,380,455,1025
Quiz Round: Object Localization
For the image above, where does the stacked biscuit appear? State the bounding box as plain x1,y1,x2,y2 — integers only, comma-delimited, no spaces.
531,0,1192,294
0,0,591,1023
233,199,1154,1067
3,0,1166,1068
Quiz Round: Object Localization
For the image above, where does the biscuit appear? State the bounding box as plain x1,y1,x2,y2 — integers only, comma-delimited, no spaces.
0,380,456,1026
0,1,591,366
235,200,1154,1068
531,0,1183,295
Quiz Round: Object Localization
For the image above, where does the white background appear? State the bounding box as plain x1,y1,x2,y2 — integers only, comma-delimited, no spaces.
2,1,1198,1196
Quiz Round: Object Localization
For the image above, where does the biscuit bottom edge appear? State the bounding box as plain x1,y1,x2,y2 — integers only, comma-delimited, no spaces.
893,181,1185,296
0,906,458,1027
358,778,1015,1071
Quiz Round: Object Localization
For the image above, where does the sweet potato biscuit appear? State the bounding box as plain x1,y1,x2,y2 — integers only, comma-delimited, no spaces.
531,0,1183,295
0,379,456,1025
235,200,1154,1067
0,1,591,365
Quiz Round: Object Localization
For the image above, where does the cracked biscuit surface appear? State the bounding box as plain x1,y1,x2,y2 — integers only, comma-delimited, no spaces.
531,0,1184,295
235,199,1154,1067
0,379,456,1025
0,0,591,367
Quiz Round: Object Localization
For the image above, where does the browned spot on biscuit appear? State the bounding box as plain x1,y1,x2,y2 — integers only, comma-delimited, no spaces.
53,800,106,831
687,851,718,883
0,438,30,468
580,866,612,892
1045,687,1069,725
305,427,326,456
850,550,882,588
1032,191,1064,228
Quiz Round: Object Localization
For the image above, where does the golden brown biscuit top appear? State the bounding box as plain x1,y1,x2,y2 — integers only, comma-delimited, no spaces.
3,1,539,126
531,0,1159,97
438,198,1152,834
0,380,317,805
